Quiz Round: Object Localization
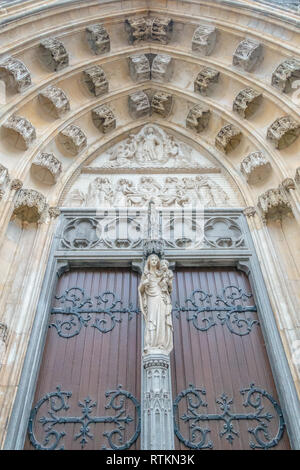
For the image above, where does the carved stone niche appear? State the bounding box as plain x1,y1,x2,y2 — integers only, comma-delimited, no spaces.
215,124,242,154
240,151,271,184
232,88,263,119
82,65,108,97
3,115,36,150
31,152,62,185
151,91,173,118
192,25,217,56
0,164,10,200
258,188,292,221
194,67,220,96
128,54,150,82
151,54,173,83
0,57,31,93
125,16,173,44
267,115,300,150
186,104,211,133
13,188,47,223
91,105,116,133
85,24,110,55
128,90,151,119
38,85,70,118
232,38,263,72
58,124,87,155
38,37,69,72
272,58,300,93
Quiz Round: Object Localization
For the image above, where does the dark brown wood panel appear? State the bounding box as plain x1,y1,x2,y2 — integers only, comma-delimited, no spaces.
171,267,290,450
25,268,141,450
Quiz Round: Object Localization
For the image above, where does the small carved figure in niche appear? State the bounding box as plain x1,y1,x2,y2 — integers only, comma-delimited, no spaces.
139,254,173,355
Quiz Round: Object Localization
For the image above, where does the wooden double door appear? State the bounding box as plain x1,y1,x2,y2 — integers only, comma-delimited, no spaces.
25,266,290,450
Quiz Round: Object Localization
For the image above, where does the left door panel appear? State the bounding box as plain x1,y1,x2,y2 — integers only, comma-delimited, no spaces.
24,268,141,450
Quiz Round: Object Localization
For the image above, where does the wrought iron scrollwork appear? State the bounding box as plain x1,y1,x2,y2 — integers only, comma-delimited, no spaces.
50,287,140,338
174,285,259,336
28,385,141,450
173,383,285,450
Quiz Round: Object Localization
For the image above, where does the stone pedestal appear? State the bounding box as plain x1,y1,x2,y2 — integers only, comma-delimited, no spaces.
141,354,174,450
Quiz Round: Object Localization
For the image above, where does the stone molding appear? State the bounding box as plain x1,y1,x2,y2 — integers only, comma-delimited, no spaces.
0,57,31,93
3,115,36,150
85,24,110,55
58,124,87,155
38,37,69,72
215,124,242,154
267,115,300,150
31,152,62,185
232,88,263,118
186,104,211,133
13,188,48,223
240,151,271,184
232,38,263,72
82,65,108,96
91,104,116,133
192,24,217,56
38,85,70,118
194,67,220,95
272,58,300,94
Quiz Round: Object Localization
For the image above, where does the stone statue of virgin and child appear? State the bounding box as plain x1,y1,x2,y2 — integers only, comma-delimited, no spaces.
138,254,174,356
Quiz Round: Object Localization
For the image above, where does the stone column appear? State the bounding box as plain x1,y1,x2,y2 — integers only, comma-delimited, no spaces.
141,354,174,450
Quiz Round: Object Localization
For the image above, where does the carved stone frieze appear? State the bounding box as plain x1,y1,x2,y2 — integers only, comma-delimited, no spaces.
0,164,10,200
85,24,110,54
215,124,242,154
38,37,69,72
3,115,36,150
13,188,48,223
192,24,217,56
58,124,87,155
128,90,150,119
232,38,263,72
38,85,70,118
151,54,173,83
258,188,292,221
194,67,220,95
272,58,300,93
240,151,271,184
0,57,31,93
82,65,108,96
233,88,263,118
186,104,211,133
91,105,116,133
151,91,173,117
31,152,62,185
128,54,150,82
267,115,300,150
125,16,173,44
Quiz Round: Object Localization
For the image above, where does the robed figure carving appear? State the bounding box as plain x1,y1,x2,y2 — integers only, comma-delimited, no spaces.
138,254,174,355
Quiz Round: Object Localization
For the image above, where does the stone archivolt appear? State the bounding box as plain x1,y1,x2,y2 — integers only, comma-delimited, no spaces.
125,16,173,44
38,85,70,118
0,57,31,93
258,187,292,221
58,124,87,155
233,88,263,119
85,24,110,55
91,105,116,133
186,104,211,133
232,38,263,72
215,124,242,154
194,67,220,96
192,24,217,56
38,37,69,72
31,152,62,185
13,188,48,223
267,115,300,150
3,115,36,150
240,151,271,184
272,58,300,93
82,65,108,96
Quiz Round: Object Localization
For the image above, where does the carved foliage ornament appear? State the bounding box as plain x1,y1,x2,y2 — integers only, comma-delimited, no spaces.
3,115,36,150
192,24,217,56
233,88,263,119
151,54,173,83
151,91,173,117
0,57,31,93
125,16,173,44
85,24,110,55
194,67,220,96
240,151,271,184
233,38,263,72
82,65,108,96
13,188,47,223
215,124,242,154
92,105,116,134
38,85,70,118
128,90,150,119
186,104,211,133
258,187,292,221
38,37,69,72
31,152,62,185
0,164,10,200
267,115,300,150
58,124,87,155
128,54,150,82
272,58,300,93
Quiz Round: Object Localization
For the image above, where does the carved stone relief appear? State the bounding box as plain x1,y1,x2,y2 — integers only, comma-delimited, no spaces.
38,85,70,118
215,124,242,154
232,38,263,72
0,57,31,93
267,115,300,150
128,54,150,82
258,187,292,221
128,90,151,119
204,217,244,248
186,104,211,133
151,54,173,83
38,37,69,72
194,67,220,95
82,65,108,96
58,124,87,155
272,58,300,93
151,91,173,117
13,188,48,223
192,25,217,56
31,152,62,185
232,88,263,118
91,105,116,133
3,115,36,150
125,16,173,44
240,151,271,184
85,24,110,54
0,164,10,200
